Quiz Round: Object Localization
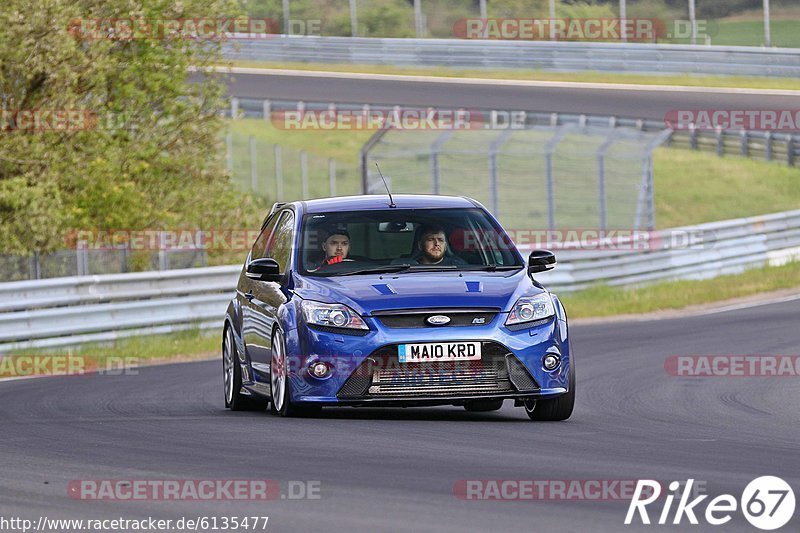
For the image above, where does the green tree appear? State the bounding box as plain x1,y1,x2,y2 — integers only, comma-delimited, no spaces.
0,0,262,255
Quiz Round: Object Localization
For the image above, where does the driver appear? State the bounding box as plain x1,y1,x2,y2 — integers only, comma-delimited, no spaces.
312,228,354,270
415,225,466,266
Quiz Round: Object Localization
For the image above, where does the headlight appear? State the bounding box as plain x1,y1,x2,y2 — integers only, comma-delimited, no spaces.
301,301,368,330
505,293,555,326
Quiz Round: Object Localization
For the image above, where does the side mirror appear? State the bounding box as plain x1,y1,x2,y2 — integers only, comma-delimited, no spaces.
246,258,282,282
528,250,556,274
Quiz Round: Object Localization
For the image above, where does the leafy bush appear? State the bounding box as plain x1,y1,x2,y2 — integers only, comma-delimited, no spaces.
0,0,266,255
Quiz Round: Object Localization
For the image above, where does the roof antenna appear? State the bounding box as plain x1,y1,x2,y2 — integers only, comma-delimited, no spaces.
375,162,396,208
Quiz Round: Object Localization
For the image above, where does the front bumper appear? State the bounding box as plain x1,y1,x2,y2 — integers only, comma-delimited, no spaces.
281,314,571,406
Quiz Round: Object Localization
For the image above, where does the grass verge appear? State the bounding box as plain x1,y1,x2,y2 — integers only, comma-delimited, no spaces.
4,327,219,375
653,148,800,228
225,60,800,91
561,260,800,318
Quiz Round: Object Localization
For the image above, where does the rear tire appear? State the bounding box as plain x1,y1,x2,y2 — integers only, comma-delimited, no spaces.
524,357,575,421
463,399,504,412
269,329,322,418
223,326,267,411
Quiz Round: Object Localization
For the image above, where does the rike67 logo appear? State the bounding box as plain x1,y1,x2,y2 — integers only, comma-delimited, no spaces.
626,477,795,530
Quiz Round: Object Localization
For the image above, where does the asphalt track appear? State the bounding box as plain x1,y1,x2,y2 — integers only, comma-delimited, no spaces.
218,70,800,120
2,297,798,532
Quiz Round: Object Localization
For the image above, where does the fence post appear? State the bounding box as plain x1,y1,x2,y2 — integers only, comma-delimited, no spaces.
740,129,749,156
488,130,513,218
31,251,41,280
765,131,773,161
300,150,309,199
544,125,575,230
635,129,673,230
328,158,336,196
230,97,239,119
226,132,233,175
359,125,393,194
430,130,454,195
77,248,89,276
596,131,619,231
689,123,697,150
788,135,795,167
715,126,723,156
349,0,359,36
274,144,284,202
158,232,168,271
414,0,424,37
282,0,290,33
249,136,258,193
262,99,271,121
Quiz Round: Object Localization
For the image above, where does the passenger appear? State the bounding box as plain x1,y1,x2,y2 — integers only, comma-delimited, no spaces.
415,225,466,266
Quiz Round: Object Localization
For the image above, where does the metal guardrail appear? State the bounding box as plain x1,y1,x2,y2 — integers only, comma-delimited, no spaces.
0,266,240,352
223,36,800,78
531,209,800,291
1,211,799,351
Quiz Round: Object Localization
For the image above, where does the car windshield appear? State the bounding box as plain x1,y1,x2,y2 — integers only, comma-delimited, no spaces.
299,208,523,277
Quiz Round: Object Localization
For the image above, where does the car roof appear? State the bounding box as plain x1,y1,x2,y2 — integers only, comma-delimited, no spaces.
298,194,478,214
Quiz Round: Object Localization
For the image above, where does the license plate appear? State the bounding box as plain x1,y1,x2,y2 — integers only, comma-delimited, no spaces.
398,342,482,363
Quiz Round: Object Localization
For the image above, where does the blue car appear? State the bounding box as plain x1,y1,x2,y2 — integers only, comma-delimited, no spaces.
222,194,574,420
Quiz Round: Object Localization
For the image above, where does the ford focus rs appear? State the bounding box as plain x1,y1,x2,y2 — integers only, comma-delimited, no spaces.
222,194,574,420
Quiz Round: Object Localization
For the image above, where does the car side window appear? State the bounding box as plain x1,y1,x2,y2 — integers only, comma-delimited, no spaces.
250,214,280,261
266,211,295,273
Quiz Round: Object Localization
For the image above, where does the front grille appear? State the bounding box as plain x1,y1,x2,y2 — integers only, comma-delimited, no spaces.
372,309,498,329
336,358,374,397
369,358,512,396
336,342,539,399
505,355,539,391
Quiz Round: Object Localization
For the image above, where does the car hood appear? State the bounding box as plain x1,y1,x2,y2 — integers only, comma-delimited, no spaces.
293,270,542,315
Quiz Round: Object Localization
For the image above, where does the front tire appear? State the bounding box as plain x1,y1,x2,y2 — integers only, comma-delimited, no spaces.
223,326,267,411
269,329,321,418
524,357,575,421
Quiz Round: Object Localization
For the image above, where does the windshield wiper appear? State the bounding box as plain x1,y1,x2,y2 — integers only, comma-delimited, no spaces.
407,264,459,271
334,264,415,276
460,265,523,271
334,264,459,276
